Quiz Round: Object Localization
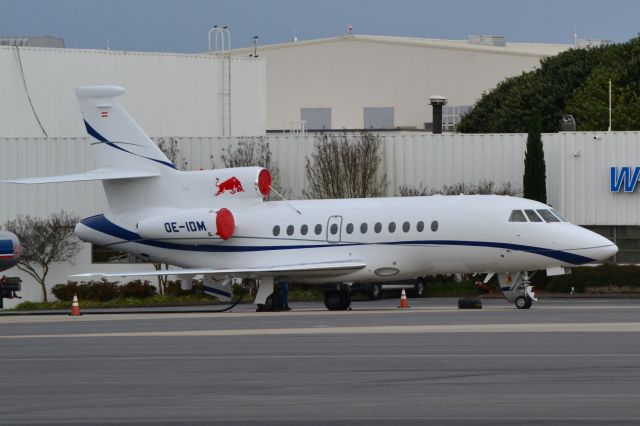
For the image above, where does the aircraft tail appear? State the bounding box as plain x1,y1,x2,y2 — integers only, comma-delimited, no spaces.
75,86,176,172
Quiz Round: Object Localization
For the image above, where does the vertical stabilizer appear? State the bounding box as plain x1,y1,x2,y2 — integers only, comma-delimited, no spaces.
75,86,176,172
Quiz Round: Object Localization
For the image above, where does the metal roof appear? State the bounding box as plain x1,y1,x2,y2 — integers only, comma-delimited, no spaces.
226,34,571,58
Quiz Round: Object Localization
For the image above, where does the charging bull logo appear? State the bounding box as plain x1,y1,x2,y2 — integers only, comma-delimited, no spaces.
215,177,245,196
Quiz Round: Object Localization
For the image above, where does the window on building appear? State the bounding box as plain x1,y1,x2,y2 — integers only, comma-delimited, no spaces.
91,245,150,264
301,108,331,130
442,105,472,131
364,107,394,129
583,226,640,264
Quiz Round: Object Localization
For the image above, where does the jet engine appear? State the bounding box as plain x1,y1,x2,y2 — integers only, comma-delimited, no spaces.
137,208,235,241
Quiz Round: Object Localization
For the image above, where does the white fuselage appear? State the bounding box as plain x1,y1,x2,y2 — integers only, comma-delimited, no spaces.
75,194,617,283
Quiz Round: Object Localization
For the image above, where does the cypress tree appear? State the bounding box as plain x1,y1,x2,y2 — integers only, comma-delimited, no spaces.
523,114,547,203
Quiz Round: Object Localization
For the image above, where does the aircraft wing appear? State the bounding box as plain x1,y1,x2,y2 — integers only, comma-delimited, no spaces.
70,260,367,279
3,168,160,184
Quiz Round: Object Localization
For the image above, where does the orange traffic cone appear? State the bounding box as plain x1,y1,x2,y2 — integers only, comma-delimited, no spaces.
70,294,81,316
398,288,410,308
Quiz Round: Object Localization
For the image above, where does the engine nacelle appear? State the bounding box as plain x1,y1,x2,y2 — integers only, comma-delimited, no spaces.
137,208,235,241
212,167,271,199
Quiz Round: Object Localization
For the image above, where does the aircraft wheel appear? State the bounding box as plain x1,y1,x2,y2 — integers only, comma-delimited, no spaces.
341,290,352,310
368,283,382,300
324,291,343,310
515,296,532,310
262,293,282,311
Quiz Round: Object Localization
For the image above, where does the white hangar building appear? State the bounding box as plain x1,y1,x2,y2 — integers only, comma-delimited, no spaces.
225,34,570,131
0,45,265,138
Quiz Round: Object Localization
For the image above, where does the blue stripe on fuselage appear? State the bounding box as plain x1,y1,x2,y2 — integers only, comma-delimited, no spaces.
82,214,596,265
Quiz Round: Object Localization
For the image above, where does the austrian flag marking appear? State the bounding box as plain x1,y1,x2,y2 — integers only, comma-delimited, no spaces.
100,111,109,118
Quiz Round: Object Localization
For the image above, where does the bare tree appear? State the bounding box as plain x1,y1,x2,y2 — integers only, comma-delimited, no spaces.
304,132,387,199
154,138,189,291
399,180,521,197
156,137,189,171
4,211,81,302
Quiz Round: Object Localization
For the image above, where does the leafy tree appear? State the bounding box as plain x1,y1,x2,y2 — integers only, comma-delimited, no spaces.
523,115,547,203
304,132,387,199
4,211,81,302
457,37,640,132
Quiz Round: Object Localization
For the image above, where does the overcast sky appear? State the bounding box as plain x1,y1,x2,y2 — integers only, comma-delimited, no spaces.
2,0,638,53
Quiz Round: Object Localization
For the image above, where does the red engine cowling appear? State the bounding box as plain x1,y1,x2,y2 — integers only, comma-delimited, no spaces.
212,167,272,199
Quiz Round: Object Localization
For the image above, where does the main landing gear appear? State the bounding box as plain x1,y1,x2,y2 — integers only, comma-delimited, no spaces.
498,271,537,309
323,284,352,311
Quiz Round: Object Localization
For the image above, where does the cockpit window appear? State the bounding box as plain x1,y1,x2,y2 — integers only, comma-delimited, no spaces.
550,208,567,222
509,210,527,222
537,209,560,223
524,209,543,222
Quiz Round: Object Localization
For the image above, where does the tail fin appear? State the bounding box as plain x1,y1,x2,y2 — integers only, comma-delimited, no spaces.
76,86,176,172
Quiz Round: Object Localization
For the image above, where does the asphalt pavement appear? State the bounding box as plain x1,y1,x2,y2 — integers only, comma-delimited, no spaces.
1,297,639,425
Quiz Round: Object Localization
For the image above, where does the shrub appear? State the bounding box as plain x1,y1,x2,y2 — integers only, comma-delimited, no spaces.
120,280,157,298
547,264,640,293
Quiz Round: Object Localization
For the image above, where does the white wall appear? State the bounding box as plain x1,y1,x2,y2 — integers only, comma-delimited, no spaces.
0,46,265,137
3,131,640,303
230,37,568,130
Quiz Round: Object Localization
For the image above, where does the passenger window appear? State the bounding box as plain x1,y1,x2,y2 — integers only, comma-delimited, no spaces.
314,224,322,235
537,209,560,223
360,223,368,234
524,210,543,222
287,225,294,236
431,221,439,232
417,221,424,232
509,210,527,222
346,223,354,234
550,209,567,222
273,225,280,236
300,224,308,235
388,222,396,233
403,221,410,232
330,223,338,234
374,222,382,233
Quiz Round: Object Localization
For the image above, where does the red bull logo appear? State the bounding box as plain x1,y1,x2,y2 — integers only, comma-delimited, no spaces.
215,176,244,196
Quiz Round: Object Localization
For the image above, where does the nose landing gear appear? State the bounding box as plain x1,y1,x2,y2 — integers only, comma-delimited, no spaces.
498,272,537,309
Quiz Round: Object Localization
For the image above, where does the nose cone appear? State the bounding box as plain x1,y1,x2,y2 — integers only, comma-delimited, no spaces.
574,228,618,263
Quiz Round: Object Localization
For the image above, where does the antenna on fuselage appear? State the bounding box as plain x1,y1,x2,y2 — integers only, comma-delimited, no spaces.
270,186,302,215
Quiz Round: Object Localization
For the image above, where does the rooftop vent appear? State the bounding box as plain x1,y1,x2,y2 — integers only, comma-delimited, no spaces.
0,36,65,48
467,35,506,47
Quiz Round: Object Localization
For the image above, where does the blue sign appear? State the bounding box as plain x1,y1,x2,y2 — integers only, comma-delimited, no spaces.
610,167,640,192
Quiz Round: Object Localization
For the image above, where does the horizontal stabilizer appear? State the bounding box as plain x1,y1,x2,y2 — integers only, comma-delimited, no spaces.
70,260,367,279
3,168,161,184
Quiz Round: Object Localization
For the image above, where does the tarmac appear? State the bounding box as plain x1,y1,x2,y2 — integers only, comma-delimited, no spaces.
1,297,640,425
